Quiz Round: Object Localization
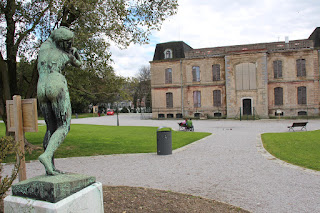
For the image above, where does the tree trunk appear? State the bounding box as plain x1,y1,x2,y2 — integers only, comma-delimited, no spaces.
0,52,12,135
5,0,18,96
25,59,39,99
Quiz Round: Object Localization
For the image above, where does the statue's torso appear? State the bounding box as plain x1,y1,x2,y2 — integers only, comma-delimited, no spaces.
37,39,71,102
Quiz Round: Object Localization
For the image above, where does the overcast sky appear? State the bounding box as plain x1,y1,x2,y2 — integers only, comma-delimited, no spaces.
110,0,320,78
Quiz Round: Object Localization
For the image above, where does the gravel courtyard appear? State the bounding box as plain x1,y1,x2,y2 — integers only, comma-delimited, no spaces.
3,114,320,212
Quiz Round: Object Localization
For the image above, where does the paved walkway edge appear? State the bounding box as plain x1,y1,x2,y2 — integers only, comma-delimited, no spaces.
256,134,320,176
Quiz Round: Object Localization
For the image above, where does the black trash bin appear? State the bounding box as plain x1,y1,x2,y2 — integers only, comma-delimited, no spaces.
157,127,172,155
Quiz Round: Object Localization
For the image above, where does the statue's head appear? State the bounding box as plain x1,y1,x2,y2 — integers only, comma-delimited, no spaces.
50,26,74,52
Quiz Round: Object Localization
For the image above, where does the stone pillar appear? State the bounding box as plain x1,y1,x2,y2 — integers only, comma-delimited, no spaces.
225,55,237,118
259,53,269,118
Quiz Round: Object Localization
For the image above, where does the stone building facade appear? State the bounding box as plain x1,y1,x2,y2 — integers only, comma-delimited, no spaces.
150,28,320,119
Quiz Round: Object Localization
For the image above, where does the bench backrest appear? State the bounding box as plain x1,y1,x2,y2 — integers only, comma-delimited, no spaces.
292,122,308,127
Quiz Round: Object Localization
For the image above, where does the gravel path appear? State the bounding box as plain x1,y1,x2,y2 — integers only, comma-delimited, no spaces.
3,114,320,212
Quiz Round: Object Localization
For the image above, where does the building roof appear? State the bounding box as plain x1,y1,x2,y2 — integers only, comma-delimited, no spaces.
185,39,314,59
152,28,319,60
309,27,320,48
152,41,193,61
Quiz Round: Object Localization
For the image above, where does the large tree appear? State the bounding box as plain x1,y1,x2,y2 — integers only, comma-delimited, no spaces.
0,0,178,133
133,65,151,111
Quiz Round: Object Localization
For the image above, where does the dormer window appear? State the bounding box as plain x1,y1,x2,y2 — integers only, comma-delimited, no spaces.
164,49,173,59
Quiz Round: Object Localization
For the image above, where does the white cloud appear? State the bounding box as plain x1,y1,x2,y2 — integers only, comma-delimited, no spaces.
110,44,154,78
111,0,320,77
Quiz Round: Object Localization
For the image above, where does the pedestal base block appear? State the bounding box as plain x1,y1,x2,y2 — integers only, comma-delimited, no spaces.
4,182,104,213
11,173,96,203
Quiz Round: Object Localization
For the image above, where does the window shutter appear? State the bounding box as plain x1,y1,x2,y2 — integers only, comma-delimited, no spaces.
193,91,201,107
165,68,172,84
212,64,220,81
197,91,201,107
236,65,243,90
297,59,306,77
298,86,306,104
273,60,282,78
278,61,282,78
242,68,250,90
213,90,221,107
192,66,200,82
166,93,173,108
302,87,306,104
192,67,197,82
297,59,301,76
165,69,169,84
248,63,256,89
273,61,277,78
301,59,306,76
274,87,283,105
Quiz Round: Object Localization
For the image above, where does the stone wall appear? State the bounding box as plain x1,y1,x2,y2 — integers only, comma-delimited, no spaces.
267,49,320,117
151,41,320,119
225,52,269,118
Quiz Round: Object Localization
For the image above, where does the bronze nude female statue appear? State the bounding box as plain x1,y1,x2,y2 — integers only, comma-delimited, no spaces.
37,27,82,175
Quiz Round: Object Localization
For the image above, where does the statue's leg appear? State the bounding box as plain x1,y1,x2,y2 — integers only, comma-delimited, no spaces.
38,86,71,175
40,102,57,149
39,101,58,174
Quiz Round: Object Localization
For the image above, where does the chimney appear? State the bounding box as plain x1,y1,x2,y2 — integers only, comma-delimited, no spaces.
285,36,289,48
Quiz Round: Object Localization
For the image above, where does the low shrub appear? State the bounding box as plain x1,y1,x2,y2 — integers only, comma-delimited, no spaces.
0,136,22,200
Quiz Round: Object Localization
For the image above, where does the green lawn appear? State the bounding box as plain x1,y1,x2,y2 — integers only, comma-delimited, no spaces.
261,130,320,171
0,123,211,163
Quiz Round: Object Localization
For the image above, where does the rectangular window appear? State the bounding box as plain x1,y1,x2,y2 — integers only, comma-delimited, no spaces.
297,86,307,105
212,64,220,81
192,66,200,82
165,68,172,84
297,59,306,77
166,92,173,108
213,90,221,107
273,60,282,78
193,91,201,107
274,87,283,106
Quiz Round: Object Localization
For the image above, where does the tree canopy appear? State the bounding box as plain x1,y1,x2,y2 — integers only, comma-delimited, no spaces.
0,0,178,130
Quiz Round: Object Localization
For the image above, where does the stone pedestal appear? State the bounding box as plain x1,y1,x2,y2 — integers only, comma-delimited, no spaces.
4,182,104,213
10,173,96,203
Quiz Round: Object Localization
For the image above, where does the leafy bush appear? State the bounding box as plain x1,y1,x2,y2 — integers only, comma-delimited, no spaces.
0,136,22,200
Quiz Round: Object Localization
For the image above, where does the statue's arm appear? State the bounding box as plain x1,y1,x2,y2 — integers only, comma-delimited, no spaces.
69,47,82,67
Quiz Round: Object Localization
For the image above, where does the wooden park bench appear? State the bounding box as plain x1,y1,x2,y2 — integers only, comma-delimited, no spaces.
287,122,308,131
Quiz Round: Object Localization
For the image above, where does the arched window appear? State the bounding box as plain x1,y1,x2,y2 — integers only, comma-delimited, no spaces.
164,49,173,59
212,64,220,81
235,63,256,90
273,60,282,78
165,68,172,84
166,92,173,108
274,87,283,106
297,86,306,104
298,111,307,116
213,90,221,107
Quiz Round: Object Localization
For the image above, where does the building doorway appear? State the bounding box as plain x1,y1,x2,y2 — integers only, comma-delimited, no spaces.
242,98,252,115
